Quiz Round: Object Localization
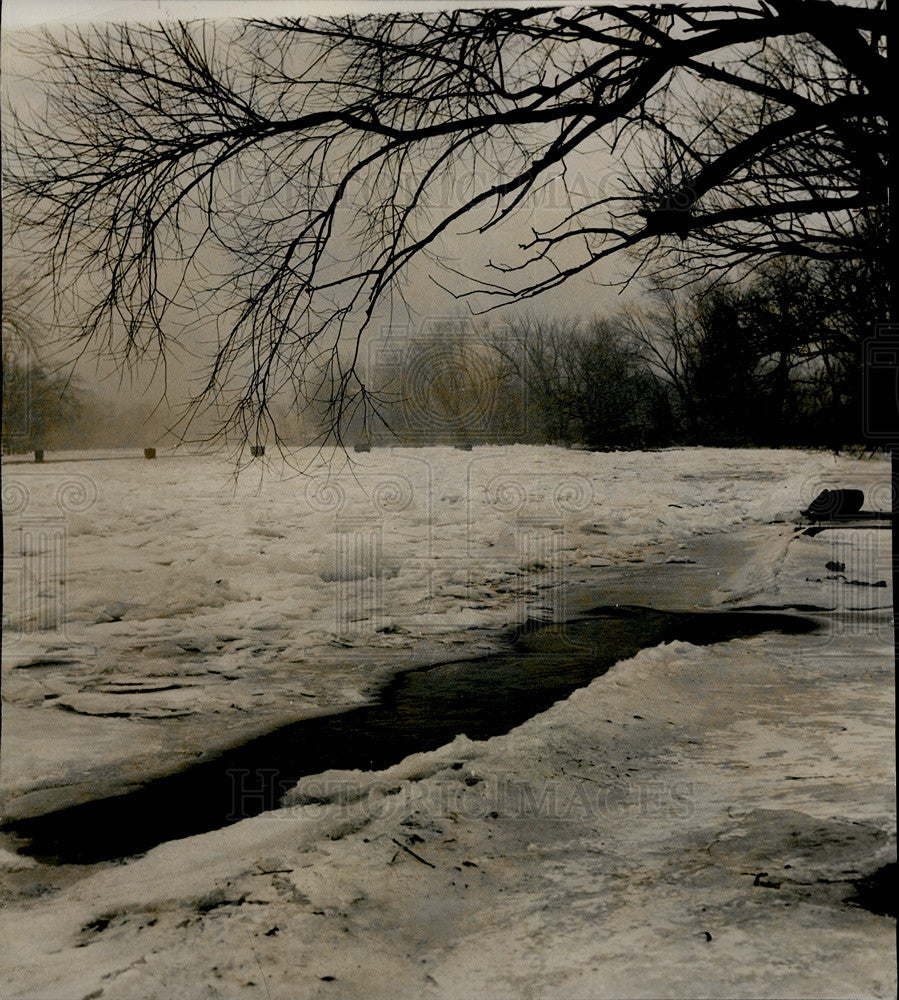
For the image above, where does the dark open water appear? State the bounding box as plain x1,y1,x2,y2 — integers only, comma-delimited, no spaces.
3,606,816,865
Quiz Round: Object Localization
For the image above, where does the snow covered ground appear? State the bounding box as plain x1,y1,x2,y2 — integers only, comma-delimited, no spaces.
1,445,895,998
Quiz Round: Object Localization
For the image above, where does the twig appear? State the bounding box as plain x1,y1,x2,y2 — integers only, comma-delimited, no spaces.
251,947,273,1000
391,837,436,868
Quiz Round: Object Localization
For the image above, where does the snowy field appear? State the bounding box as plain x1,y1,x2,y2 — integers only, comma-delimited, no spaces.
1,445,895,998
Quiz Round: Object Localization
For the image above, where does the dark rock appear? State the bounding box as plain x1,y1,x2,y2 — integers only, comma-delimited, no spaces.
801,489,864,520
845,863,898,917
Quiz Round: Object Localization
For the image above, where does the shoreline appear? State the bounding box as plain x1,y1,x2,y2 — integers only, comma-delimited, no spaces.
2,523,802,825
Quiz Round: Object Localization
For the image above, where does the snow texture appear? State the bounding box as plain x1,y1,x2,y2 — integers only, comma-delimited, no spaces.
1,445,894,998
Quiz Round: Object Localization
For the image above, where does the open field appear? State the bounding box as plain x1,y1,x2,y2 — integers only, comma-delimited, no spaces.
1,445,895,998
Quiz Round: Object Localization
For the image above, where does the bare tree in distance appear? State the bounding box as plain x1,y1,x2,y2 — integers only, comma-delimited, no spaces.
370,322,511,447
622,246,889,448
4,3,887,443
488,315,665,448
2,290,85,453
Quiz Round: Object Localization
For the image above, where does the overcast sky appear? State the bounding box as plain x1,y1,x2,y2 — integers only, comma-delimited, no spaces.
2,1,640,418
3,1,581,30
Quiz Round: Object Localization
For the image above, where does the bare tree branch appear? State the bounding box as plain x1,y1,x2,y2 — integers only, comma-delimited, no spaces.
4,3,886,441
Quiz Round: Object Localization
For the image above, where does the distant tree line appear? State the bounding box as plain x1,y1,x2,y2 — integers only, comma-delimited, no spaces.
1,295,83,453
624,252,883,449
1,345,84,453
363,254,882,452
3,251,880,454
2,305,190,452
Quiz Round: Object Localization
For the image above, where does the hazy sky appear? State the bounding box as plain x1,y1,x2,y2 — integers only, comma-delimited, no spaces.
2,1,580,30
2,1,640,418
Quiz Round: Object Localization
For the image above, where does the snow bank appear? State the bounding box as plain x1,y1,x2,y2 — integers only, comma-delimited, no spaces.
2,625,893,999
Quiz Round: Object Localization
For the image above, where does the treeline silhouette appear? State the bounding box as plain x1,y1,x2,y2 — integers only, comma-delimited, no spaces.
354,255,884,452
3,255,883,455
